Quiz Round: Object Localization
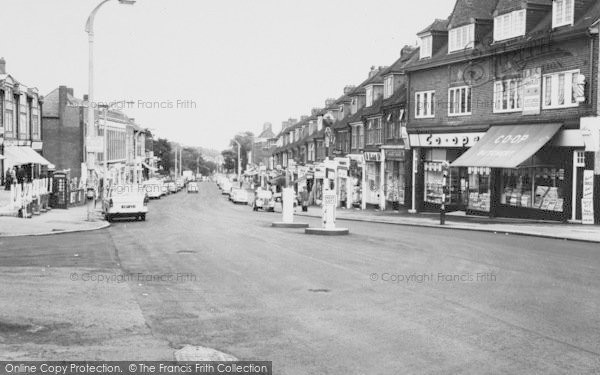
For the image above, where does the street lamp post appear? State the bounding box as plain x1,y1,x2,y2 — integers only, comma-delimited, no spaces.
234,140,241,182
85,0,135,220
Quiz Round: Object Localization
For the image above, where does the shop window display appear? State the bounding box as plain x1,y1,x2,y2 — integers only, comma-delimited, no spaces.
385,160,405,205
467,167,491,212
501,167,565,212
423,149,464,205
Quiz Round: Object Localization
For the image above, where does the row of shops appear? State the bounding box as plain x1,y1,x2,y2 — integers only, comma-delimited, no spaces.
273,119,600,224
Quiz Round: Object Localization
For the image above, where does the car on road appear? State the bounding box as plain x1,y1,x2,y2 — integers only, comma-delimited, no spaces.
230,187,250,204
165,180,178,194
103,185,149,222
142,178,165,199
176,178,185,191
251,188,275,212
221,180,233,196
187,181,199,193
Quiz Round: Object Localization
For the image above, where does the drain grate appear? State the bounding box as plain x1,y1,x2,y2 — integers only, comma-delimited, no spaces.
308,289,331,293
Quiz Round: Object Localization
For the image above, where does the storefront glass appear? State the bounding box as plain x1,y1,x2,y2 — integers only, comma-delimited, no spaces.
385,160,405,205
349,159,362,207
467,167,491,212
500,166,565,212
423,149,466,205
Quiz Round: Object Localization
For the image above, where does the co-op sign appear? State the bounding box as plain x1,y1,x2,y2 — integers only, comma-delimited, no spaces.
494,134,530,144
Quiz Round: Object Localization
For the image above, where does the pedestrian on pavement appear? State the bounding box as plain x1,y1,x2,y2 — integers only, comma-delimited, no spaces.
4,168,12,190
300,186,309,212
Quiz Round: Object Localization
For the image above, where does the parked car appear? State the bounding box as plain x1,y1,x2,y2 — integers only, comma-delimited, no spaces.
176,178,185,191
187,181,199,193
165,180,178,194
103,185,148,222
143,178,164,199
252,188,275,212
230,187,250,204
221,180,233,195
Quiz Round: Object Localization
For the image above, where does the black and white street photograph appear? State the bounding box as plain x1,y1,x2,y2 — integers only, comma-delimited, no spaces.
1,0,600,374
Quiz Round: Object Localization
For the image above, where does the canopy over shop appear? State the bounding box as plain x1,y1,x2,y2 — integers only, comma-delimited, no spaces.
451,124,572,220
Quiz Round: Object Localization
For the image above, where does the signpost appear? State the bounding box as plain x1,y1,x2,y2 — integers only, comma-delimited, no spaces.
305,187,349,236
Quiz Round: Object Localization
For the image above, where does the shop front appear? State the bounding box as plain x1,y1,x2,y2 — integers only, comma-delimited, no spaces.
364,151,382,208
382,147,410,210
409,132,483,212
347,154,364,209
333,157,350,208
451,124,574,221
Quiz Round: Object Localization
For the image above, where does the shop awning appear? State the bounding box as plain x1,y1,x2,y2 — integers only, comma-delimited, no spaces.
4,146,51,166
142,162,158,172
451,124,562,168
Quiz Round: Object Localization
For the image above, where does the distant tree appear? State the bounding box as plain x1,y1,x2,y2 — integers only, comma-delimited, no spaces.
153,138,172,175
229,132,254,172
221,149,236,173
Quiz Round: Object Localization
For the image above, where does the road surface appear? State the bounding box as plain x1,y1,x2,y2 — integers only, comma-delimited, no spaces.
1,182,599,374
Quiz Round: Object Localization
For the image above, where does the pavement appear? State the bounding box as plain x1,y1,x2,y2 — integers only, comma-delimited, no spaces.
1,182,599,374
0,205,108,237
290,205,600,243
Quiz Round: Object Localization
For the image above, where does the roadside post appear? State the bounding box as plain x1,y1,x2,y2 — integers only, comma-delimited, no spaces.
305,183,349,236
272,176,309,229
440,162,449,225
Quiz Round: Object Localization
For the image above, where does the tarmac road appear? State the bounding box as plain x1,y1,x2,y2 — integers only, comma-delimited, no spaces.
1,182,599,374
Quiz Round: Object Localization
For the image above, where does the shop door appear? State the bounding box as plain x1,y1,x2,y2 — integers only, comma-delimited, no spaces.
575,166,584,220
366,163,380,205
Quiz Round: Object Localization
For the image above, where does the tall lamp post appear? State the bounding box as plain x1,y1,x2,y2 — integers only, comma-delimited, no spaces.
85,0,135,219
234,140,241,183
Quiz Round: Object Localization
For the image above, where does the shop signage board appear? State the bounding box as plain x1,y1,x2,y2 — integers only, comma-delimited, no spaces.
364,152,381,162
385,149,405,161
582,170,594,225
522,67,542,115
409,133,484,148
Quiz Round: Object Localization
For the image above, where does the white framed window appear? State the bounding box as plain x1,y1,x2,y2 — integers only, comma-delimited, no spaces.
366,86,374,107
494,10,526,41
415,90,435,119
493,79,523,112
384,76,394,99
448,86,472,116
351,97,358,114
542,70,580,109
553,0,574,28
448,24,474,53
420,35,432,59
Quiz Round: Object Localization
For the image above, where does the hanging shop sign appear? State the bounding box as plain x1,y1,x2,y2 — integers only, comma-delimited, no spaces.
409,133,484,148
522,67,542,116
364,152,381,162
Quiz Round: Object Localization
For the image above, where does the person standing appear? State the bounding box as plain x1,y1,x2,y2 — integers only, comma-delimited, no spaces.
300,186,309,212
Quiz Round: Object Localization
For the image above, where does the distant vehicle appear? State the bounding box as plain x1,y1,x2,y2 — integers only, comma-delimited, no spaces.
103,185,148,222
252,188,275,212
176,178,185,191
187,181,199,193
221,180,233,195
142,178,164,199
182,170,194,181
230,187,249,204
165,180,178,194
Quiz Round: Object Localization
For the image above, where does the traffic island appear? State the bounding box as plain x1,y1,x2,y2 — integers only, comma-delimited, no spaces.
305,227,349,235
272,222,309,228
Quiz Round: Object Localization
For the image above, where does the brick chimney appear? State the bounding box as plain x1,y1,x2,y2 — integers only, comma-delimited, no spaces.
368,66,377,78
67,88,74,97
324,98,336,108
400,45,416,58
59,86,69,117
343,85,356,95
0,58,5,74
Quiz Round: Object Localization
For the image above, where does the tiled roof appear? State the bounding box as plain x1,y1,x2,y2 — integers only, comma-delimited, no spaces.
496,0,551,14
382,48,420,76
449,0,499,28
418,18,450,35
382,85,407,108
407,0,600,72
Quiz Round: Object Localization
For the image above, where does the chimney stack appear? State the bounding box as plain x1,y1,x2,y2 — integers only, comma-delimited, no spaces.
400,45,416,58
67,88,74,97
343,85,356,95
0,58,6,75
368,66,377,78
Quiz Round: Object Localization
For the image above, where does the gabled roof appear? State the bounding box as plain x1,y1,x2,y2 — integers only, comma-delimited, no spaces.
449,0,499,28
418,18,450,35
382,84,408,109
407,0,600,72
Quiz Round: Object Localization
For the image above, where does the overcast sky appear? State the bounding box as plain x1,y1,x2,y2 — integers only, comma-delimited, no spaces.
0,0,454,150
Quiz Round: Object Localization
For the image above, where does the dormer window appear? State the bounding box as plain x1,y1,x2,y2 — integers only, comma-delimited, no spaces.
420,35,432,59
351,97,358,114
553,0,574,28
366,86,374,107
494,10,526,41
448,24,474,53
384,76,394,99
